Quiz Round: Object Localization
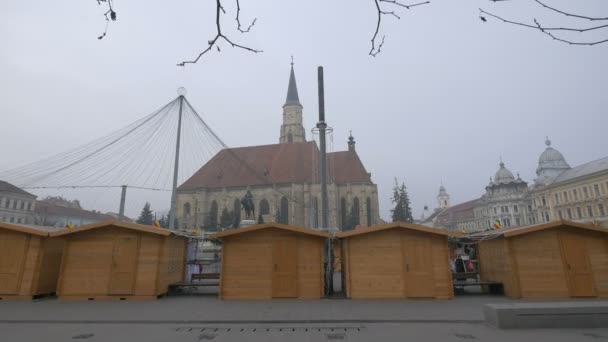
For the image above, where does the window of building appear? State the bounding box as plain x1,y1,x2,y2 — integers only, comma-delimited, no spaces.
587,206,594,217
599,203,606,217
312,197,319,228
573,189,579,201
527,205,532,212
594,184,600,197
576,207,582,219
279,197,288,225
529,216,535,224
542,196,547,206
583,187,589,199
544,212,550,222
558,210,563,220
12,200,17,209
20,201,25,210
493,207,497,214
4,199,9,208
26,202,31,211
554,193,559,205
515,217,521,226
366,197,372,226
563,191,568,202
17,218,22,224
503,218,511,227
10,217,15,223
567,208,573,220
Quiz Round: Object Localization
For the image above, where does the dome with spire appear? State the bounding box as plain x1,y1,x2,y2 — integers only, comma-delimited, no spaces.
535,138,571,185
494,162,516,184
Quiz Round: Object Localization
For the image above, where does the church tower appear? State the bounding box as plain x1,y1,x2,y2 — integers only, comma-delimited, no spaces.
437,184,450,209
279,60,306,143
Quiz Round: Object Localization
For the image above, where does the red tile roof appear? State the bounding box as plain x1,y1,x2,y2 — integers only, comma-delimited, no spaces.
178,142,372,191
435,198,480,228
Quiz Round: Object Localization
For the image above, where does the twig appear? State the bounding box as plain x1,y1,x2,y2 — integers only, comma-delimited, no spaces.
97,0,117,40
178,0,262,66
370,0,430,57
534,0,608,21
235,0,257,33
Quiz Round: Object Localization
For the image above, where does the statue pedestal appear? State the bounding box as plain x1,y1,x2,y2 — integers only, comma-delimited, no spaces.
239,219,256,228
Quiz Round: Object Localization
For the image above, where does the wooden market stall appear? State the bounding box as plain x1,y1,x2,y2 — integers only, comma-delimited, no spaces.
337,222,456,299
474,220,608,299
0,222,64,300
50,221,187,300
210,223,329,300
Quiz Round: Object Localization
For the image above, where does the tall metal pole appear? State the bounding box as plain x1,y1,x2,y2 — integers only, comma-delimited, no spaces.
317,66,332,296
118,185,127,221
317,67,329,229
169,92,185,230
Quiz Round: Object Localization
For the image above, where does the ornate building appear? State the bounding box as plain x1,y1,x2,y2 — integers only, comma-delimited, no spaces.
530,139,608,226
0,180,36,224
176,64,380,231
435,138,608,232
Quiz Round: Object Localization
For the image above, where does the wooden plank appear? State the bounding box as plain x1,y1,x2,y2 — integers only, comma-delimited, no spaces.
272,234,297,298
108,234,140,295
584,232,608,297
402,232,435,298
559,231,596,297
0,231,29,295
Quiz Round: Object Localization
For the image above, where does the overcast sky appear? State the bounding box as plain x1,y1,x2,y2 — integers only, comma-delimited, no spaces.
2,0,607,220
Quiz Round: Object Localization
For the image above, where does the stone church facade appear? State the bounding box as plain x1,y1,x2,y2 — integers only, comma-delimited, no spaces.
176,64,380,231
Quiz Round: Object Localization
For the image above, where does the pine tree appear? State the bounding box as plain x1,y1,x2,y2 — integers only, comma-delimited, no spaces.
136,202,154,225
399,183,414,223
391,178,413,223
158,214,169,228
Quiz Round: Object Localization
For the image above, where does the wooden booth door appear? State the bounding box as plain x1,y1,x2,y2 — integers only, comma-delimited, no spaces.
560,233,595,297
401,234,435,298
0,232,29,294
108,234,140,295
272,235,297,298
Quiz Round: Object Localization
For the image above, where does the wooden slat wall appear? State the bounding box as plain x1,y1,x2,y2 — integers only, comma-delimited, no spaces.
296,234,323,299
156,236,187,295
35,237,65,295
478,238,520,298
219,228,325,300
430,234,453,299
512,229,570,298
579,230,608,298
343,229,452,299
16,235,38,296
134,234,162,296
221,230,273,299
347,229,404,299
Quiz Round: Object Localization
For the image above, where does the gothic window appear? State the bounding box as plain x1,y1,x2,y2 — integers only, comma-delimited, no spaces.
340,198,347,229
233,199,241,226
312,197,319,228
287,132,293,143
366,197,372,226
184,202,191,218
280,197,289,224
260,199,270,215
208,201,218,229
353,197,360,226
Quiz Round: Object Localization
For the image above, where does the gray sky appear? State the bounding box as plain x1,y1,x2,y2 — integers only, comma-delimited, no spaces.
2,0,607,220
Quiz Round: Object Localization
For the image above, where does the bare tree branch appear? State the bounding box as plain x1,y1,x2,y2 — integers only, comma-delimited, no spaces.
370,0,430,57
479,1,608,46
177,0,262,66
96,0,117,40
235,0,257,33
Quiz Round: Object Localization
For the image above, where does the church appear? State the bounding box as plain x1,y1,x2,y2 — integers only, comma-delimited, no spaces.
176,64,380,231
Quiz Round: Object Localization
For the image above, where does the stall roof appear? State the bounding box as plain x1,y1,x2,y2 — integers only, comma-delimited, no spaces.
50,220,174,237
210,223,330,239
0,222,57,237
336,222,460,238
465,220,608,240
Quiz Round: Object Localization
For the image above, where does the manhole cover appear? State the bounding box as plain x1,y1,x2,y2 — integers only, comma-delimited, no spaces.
72,333,95,339
198,334,217,340
454,333,476,339
326,333,346,340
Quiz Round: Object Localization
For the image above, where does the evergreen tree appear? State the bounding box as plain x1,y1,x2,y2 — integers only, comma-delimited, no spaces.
391,178,414,223
136,202,154,225
219,208,234,229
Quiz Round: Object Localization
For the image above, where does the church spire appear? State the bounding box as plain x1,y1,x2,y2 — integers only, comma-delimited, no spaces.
284,56,301,107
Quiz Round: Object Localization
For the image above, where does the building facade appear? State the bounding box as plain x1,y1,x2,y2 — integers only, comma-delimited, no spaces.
34,197,116,227
0,180,36,224
530,139,608,226
176,64,380,231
